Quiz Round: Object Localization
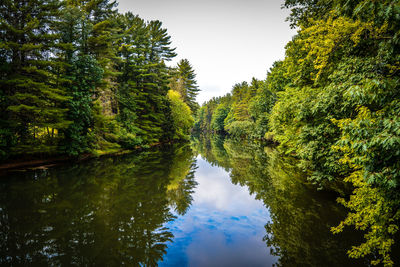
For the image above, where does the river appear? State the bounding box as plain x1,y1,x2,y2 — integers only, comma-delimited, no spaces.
0,136,394,266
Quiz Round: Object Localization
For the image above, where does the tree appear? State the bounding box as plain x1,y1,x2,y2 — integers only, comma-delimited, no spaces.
167,90,193,140
65,0,119,116
211,103,230,133
116,13,177,144
61,55,103,156
0,0,71,156
271,2,400,265
170,59,200,113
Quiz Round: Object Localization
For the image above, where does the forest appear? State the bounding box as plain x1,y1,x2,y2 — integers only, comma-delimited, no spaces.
194,1,400,266
1,0,400,266
0,0,198,159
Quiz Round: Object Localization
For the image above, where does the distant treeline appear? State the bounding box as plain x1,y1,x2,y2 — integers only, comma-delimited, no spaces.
195,1,400,266
0,0,199,159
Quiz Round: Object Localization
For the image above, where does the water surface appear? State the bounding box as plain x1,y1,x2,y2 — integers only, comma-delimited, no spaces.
160,157,274,267
0,138,385,266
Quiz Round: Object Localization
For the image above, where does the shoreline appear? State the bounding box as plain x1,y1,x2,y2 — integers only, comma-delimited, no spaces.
0,141,171,174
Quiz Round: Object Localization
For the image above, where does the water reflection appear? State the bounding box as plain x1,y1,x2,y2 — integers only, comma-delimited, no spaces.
192,135,367,267
160,157,274,266
0,136,385,266
0,144,196,266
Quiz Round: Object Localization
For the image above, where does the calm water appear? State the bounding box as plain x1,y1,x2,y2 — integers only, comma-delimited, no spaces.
0,137,390,266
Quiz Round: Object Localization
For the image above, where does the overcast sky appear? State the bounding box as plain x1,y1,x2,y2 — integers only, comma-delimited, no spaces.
117,0,297,104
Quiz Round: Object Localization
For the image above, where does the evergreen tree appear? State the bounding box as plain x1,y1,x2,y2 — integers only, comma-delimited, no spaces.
61,55,103,156
170,59,200,113
56,4,104,155
0,0,197,159
115,13,148,143
116,13,176,144
85,0,119,114
64,0,119,115
0,0,71,156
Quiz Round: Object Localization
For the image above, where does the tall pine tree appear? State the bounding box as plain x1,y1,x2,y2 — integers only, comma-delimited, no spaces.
64,0,119,115
0,0,71,156
116,13,176,144
170,59,199,113
56,4,104,155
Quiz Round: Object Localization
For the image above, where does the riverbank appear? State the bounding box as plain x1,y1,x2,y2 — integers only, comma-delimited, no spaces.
0,141,170,173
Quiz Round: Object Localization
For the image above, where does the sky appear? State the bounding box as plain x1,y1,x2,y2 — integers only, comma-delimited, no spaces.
117,0,297,104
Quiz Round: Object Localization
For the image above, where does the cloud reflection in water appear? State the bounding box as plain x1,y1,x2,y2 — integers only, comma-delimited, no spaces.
160,157,276,267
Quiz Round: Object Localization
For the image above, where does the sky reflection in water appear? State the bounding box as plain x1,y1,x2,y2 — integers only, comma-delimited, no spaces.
160,156,276,267
0,140,374,266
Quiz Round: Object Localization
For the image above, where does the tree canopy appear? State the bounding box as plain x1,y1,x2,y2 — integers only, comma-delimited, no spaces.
194,1,400,265
0,0,199,159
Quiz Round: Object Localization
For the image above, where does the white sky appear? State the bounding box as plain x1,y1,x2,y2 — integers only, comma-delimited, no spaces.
117,0,297,104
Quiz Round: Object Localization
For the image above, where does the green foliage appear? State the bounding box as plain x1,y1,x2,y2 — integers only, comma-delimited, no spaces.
195,79,266,139
0,0,199,159
194,1,400,265
0,0,71,156
271,1,400,265
0,125,14,160
224,120,254,139
61,55,103,156
169,59,200,113
211,103,230,133
167,90,194,140
248,71,281,139
331,171,400,267
115,13,178,145
223,81,254,129
283,0,334,28
0,91,15,159
193,96,224,134
114,83,142,148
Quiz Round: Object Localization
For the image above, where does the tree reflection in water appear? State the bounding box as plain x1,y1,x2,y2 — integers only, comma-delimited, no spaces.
1,137,396,266
193,135,367,267
0,143,197,266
